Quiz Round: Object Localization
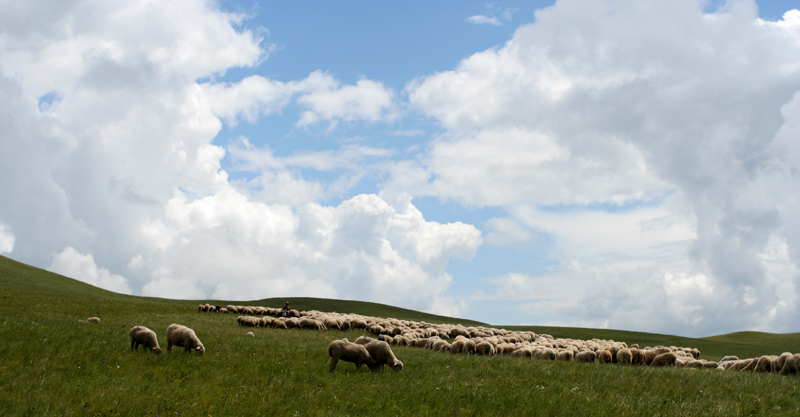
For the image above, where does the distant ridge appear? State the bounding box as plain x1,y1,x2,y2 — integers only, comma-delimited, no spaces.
0,254,485,327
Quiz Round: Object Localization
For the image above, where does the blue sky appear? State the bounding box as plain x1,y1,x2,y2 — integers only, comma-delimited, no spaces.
1,0,800,336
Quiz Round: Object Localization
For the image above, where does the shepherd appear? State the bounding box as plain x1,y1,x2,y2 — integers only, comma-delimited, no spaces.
281,301,291,318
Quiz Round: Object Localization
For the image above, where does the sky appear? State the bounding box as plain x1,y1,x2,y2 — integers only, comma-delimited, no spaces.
1,0,799,337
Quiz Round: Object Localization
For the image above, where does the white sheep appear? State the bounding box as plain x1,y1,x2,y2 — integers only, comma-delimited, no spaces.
328,339,376,371
475,341,496,356
779,353,800,375
650,352,677,367
87,317,100,323
166,324,205,355
597,349,613,364
358,340,404,371
754,355,779,373
616,348,633,365
575,350,596,363
246,332,255,338
129,326,161,354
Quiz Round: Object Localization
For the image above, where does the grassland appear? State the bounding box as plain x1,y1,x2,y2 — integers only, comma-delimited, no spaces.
1,254,800,416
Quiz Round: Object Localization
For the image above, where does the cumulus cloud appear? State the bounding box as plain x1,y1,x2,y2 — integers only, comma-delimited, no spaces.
0,0,478,317
49,247,132,294
407,0,800,336
199,70,397,129
0,224,14,254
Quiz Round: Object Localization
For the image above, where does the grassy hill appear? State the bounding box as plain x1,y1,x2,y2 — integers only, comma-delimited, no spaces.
1,254,799,416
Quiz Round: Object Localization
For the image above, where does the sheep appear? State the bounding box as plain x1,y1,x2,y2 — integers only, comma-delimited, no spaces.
556,350,574,362
777,352,793,371
359,340,404,371
299,317,326,330
683,359,704,369
616,348,633,365
754,355,779,373
129,326,161,354
725,358,757,371
475,341,496,356
650,352,677,367
432,340,451,352
779,354,800,375
597,349,613,364
166,324,205,355
237,316,260,327
630,348,647,366
328,339,376,371
246,332,255,338
87,317,100,323
534,348,557,361
575,350,596,363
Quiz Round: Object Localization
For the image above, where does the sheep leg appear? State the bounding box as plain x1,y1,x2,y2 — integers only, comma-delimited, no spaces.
329,357,338,372
131,340,137,351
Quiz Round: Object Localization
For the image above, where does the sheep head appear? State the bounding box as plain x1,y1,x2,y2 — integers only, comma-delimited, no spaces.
391,359,404,371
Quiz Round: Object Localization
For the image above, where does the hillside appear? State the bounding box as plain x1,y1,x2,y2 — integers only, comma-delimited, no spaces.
0,254,795,359
2,254,800,416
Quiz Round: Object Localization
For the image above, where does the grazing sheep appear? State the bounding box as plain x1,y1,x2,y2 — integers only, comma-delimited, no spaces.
246,332,255,338
299,317,326,330
328,339,376,371
754,355,779,373
777,352,793,371
650,352,677,367
556,350,574,362
238,316,260,327
129,326,162,354
630,348,647,366
616,348,633,365
166,324,205,355
779,354,800,375
725,358,757,371
475,341,496,356
575,350,596,363
644,349,659,365
534,348,557,361
683,359,704,369
87,317,100,323
597,349,613,364
359,340,404,371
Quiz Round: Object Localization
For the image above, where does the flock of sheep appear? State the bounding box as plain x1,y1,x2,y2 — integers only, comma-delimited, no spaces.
197,303,800,376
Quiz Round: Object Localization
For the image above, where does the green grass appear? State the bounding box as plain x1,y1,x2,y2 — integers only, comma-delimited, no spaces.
2,254,800,416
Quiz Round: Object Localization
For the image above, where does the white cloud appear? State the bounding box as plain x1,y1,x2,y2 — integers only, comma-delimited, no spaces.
295,71,396,128
467,15,502,26
484,218,534,246
0,224,14,254
0,0,476,319
49,246,132,294
407,0,800,335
